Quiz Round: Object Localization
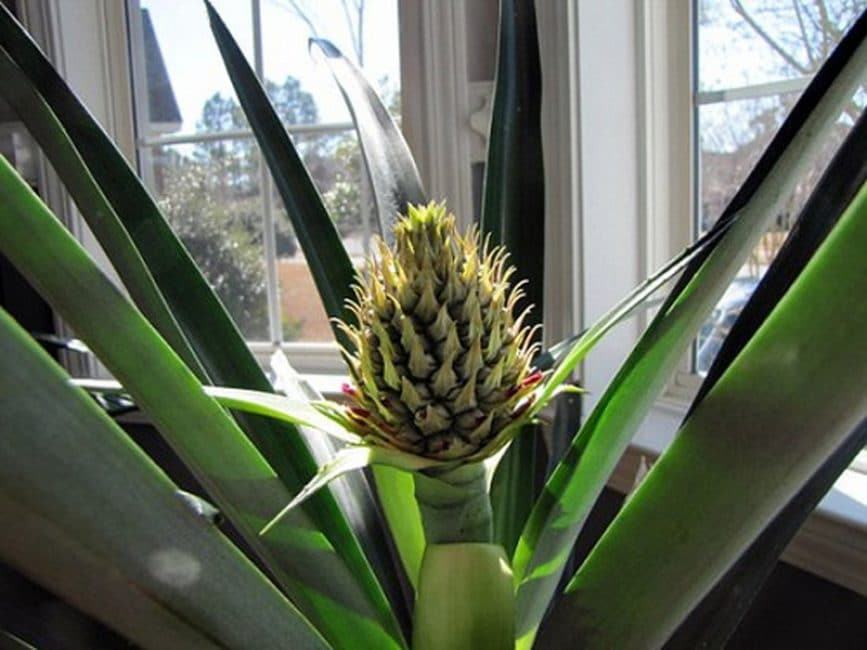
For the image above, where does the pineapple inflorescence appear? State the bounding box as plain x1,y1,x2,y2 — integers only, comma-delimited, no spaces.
339,203,542,461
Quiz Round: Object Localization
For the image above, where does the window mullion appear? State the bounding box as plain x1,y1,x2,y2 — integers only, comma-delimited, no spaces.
696,76,811,106
251,0,282,345
137,122,354,148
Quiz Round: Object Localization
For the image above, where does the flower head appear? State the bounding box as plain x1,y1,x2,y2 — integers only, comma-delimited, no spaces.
338,203,541,461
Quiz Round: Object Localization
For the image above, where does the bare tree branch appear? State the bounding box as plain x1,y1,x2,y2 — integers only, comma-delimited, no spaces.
730,0,811,74
793,0,817,66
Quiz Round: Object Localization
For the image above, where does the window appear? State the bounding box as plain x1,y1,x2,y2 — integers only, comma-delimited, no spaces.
692,0,864,374
127,0,401,359
19,0,548,376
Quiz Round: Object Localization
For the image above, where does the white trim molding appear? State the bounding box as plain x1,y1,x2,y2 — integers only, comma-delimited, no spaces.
399,0,474,227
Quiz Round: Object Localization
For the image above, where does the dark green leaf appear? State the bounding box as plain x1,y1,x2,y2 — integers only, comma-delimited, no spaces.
664,90,867,650
658,9,867,318
310,38,427,242
481,0,544,322
205,5,410,636
666,419,867,650
482,0,545,558
0,46,206,379
0,157,404,649
0,6,404,641
490,423,543,556
0,3,246,386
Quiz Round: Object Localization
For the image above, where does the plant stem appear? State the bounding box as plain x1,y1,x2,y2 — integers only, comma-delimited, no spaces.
413,544,515,650
413,462,492,544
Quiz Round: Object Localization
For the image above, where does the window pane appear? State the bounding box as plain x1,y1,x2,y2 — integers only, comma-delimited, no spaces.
131,0,402,349
147,142,269,341
696,0,863,91
693,0,865,375
138,0,253,136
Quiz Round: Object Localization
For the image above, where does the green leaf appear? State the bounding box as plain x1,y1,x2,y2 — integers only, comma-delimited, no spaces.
534,222,730,375
0,3,247,387
204,386,361,443
0,631,36,650
0,157,403,650
482,0,545,557
663,102,867,650
512,15,867,644
533,222,731,413
0,308,327,650
490,424,542,556
666,419,867,650
205,5,413,634
657,9,867,320
310,38,427,242
204,1,356,348
541,180,867,649
371,466,425,590
0,6,403,641
264,447,440,534
0,47,206,380
482,0,544,321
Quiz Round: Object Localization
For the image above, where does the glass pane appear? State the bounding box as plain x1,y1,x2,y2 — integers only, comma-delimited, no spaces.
693,0,865,375
696,0,863,92
261,0,401,124
138,0,253,137
272,130,372,342
147,142,269,341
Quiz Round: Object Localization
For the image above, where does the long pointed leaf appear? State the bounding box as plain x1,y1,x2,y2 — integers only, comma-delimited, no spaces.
513,15,867,644
658,9,867,318
666,419,867,650
203,386,361,443
0,157,403,649
663,97,867,650
541,181,867,648
310,38,426,242
0,6,401,641
482,0,545,554
0,3,246,389
0,308,326,649
481,0,544,312
490,424,542,556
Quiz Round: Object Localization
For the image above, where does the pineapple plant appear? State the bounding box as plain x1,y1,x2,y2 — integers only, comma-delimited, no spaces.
0,0,865,648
